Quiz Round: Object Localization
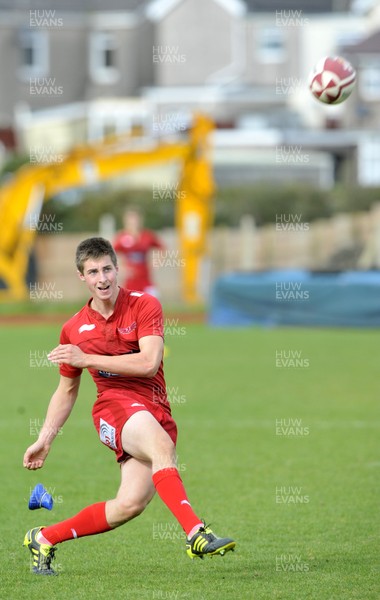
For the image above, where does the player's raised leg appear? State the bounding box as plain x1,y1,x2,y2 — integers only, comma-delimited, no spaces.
120,410,236,559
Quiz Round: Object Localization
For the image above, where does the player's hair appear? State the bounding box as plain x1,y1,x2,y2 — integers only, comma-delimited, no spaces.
76,237,118,274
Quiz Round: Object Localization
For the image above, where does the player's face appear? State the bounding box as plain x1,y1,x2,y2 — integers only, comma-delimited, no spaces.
78,255,118,302
124,210,142,232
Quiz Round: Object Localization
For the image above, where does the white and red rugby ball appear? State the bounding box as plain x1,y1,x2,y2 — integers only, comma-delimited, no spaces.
309,56,356,105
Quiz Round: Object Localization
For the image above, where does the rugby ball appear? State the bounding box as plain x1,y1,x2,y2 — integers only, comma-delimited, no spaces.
309,56,356,105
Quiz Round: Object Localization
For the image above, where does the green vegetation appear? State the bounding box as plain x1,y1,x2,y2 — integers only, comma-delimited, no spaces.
2,151,380,231
34,184,380,232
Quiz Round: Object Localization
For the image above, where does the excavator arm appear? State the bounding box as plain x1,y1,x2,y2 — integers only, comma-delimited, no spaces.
0,114,214,302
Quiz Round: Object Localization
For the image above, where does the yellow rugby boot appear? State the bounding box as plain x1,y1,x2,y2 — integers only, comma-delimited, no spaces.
186,522,235,559
23,526,57,575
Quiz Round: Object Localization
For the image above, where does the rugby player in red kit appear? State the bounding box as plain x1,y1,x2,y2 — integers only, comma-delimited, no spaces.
113,207,163,296
23,237,235,574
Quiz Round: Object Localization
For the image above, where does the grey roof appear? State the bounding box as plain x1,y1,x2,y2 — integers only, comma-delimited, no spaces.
244,0,352,12
343,29,380,53
0,0,353,12
0,0,150,10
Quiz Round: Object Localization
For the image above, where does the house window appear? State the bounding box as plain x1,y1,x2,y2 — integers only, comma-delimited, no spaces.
89,32,119,84
358,136,380,186
19,30,48,79
360,66,380,101
257,28,286,63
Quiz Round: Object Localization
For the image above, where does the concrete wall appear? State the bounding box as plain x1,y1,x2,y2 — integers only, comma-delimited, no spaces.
153,0,235,86
34,229,185,304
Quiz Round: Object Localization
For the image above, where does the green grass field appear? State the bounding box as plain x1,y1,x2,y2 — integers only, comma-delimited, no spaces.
0,322,379,600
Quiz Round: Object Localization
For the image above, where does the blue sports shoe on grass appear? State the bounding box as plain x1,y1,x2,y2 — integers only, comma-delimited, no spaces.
28,484,53,510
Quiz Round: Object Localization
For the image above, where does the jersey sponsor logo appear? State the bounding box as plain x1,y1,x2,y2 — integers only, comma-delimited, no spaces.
129,251,145,263
78,323,96,333
99,418,117,450
117,322,137,335
98,370,120,378
130,292,144,297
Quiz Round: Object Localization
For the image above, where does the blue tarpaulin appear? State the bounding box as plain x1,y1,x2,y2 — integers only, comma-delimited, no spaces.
209,270,380,327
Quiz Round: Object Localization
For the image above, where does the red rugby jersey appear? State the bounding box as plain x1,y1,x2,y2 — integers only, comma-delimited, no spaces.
59,287,168,408
113,229,163,290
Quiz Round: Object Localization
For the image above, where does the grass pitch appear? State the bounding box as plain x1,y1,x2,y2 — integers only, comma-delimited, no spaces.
0,322,379,600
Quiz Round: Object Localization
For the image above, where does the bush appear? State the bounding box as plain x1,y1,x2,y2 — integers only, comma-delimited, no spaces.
41,187,175,232
214,184,380,226
0,154,29,182
33,183,380,232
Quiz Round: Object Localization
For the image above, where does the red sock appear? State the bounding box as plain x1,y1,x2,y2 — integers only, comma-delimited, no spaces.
152,468,203,537
41,502,112,545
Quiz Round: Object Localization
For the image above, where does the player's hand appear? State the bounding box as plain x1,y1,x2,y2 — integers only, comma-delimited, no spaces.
23,440,50,470
48,344,88,368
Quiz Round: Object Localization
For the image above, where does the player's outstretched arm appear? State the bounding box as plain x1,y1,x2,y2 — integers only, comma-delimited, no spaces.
23,374,81,470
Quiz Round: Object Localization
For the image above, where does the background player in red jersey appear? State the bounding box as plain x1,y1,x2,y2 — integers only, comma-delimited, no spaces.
23,237,235,574
113,206,163,296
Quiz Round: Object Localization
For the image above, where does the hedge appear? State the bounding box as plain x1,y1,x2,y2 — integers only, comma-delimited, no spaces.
37,184,380,232
2,154,380,230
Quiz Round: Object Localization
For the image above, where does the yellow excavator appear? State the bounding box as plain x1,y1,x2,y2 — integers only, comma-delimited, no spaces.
0,114,215,303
